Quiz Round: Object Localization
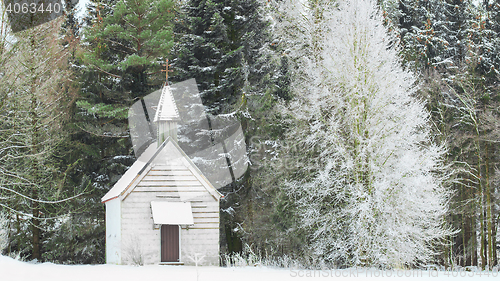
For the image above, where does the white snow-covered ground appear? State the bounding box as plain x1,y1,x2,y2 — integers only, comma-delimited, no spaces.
1,255,498,281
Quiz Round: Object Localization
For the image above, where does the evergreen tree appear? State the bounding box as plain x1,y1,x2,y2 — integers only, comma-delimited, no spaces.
75,0,177,193
56,0,178,263
172,0,272,255
79,0,176,129
475,0,500,79
381,0,448,69
172,0,268,114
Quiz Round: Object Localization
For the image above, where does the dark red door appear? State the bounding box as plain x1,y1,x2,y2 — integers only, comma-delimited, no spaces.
161,225,179,262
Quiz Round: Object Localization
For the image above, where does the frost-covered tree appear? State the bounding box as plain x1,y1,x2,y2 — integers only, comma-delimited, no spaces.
273,0,454,267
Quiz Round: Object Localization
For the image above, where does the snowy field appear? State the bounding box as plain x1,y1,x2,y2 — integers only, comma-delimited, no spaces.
1,256,499,281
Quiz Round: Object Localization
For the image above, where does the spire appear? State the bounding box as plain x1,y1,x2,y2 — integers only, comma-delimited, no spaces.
154,85,180,145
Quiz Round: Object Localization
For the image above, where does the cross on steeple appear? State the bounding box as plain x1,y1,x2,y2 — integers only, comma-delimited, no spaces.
161,59,173,84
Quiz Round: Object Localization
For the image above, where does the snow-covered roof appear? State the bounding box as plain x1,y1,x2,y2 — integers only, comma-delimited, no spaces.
151,201,194,225
101,143,157,203
153,86,180,122
101,137,222,203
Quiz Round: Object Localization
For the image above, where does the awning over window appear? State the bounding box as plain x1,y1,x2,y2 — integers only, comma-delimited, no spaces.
151,201,194,225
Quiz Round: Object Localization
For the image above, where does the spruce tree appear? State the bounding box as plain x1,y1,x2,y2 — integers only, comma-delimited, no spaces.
172,0,271,255
477,0,500,79
172,0,268,114
79,0,176,123
382,0,450,69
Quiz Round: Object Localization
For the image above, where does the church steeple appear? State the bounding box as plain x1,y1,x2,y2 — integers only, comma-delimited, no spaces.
154,85,180,145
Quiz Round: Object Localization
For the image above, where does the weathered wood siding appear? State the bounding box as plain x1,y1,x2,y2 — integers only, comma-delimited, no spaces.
120,191,160,265
181,192,220,266
120,163,219,265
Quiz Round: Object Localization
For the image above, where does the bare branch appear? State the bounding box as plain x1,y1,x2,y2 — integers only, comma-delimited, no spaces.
0,186,84,204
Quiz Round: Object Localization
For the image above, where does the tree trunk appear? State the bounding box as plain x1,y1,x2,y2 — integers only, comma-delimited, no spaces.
480,208,487,269
485,142,493,270
30,77,41,261
492,215,498,266
6,212,11,256
464,212,471,266
480,208,487,270
472,211,478,266
475,141,486,269
16,214,20,255
32,197,41,260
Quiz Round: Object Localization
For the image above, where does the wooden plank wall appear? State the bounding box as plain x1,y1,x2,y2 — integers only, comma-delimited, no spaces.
181,193,220,266
121,164,219,265
121,191,160,265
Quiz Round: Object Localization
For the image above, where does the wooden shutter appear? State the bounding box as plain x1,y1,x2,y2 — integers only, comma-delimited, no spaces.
161,225,179,262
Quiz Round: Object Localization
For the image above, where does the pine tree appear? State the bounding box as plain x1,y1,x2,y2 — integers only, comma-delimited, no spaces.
56,0,178,263
274,0,453,267
477,0,500,268
380,0,449,69
74,0,177,189
79,0,176,131
77,0,177,204
416,1,500,268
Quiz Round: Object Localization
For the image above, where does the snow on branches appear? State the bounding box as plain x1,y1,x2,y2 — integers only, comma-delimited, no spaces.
274,0,454,268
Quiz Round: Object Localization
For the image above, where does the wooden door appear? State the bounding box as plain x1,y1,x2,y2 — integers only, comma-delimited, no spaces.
161,225,179,262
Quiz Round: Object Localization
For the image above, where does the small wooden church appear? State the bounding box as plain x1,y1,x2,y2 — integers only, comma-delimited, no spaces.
101,85,222,265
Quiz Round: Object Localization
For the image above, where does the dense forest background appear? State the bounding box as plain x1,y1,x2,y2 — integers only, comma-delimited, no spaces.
0,0,499,269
